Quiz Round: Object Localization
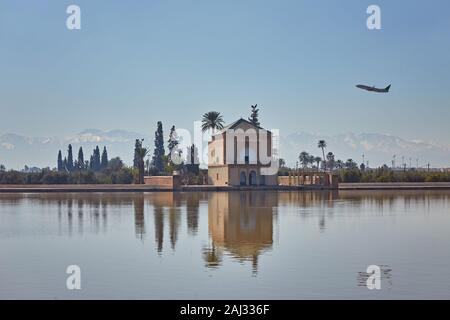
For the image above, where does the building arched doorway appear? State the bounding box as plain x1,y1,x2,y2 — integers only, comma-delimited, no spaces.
240,171,247,185
249,170,257,186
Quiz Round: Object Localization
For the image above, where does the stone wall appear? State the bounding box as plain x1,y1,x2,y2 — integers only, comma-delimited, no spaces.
143,176,181,188
278,173,339,189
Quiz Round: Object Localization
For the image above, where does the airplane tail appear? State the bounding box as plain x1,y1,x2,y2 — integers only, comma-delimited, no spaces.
385,84,391,92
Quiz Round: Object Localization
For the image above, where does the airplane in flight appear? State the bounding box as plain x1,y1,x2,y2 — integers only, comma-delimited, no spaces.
356,84,391,93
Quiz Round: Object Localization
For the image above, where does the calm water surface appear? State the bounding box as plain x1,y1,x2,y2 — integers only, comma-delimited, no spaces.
1,190,450,299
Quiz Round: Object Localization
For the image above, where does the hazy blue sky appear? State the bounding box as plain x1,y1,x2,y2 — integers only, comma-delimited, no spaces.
1,0,449,141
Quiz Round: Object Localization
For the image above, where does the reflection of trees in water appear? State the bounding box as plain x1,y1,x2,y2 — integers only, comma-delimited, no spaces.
78,199,83,235
338,190,448,215
19,193,189,244
169,195,182,250
91,198,101,234
16,193,130,236
133,195,145,240
67,199,73,236
150,193,206,253
277,191,339,231
168,207,180,250
186,193,200,235
323,190,447,229
153,205,164,253
57,199,62,234
276,190,450,230
277,190,339,208
102,201,108,233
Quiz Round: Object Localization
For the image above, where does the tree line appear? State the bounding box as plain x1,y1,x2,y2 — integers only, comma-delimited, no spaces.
275,139,450,183
295,140,360,172
57,145,109,172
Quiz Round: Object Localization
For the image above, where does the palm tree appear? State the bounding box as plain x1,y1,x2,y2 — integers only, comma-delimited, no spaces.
345,159,358,169
308,155,315,170
326,152,335,171
299,151,310,169
314,156,322,170
136,146,149,184
317,140,327,170
201,111,225,134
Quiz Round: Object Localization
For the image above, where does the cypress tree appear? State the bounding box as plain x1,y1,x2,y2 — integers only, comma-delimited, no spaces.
133,139,142,168
167,126,178,154
167,126,181,164
67,144,74,172
186,144,199,174
77,147,84,170
57,150,63,172
101,146,108,170
136,146,149,184
151,121,165,173
92,146,101,171
89,155,94,171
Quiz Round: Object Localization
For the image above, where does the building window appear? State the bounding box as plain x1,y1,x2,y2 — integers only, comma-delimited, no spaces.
216,173,219,180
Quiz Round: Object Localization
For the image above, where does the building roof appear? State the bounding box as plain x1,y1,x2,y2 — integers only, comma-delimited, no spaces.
216,118,267,134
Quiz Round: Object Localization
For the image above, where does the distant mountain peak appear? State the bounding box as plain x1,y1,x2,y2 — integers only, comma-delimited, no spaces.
78,128,104,135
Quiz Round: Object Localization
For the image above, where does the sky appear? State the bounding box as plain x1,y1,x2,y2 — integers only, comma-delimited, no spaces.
1,0,450,143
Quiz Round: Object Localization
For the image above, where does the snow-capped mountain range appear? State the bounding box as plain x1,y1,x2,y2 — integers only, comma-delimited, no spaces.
0,130,151,170
281,132,450,169
1,129,449,170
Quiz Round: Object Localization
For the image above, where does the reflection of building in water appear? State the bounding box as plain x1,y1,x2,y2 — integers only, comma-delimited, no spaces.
205,192,277,273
